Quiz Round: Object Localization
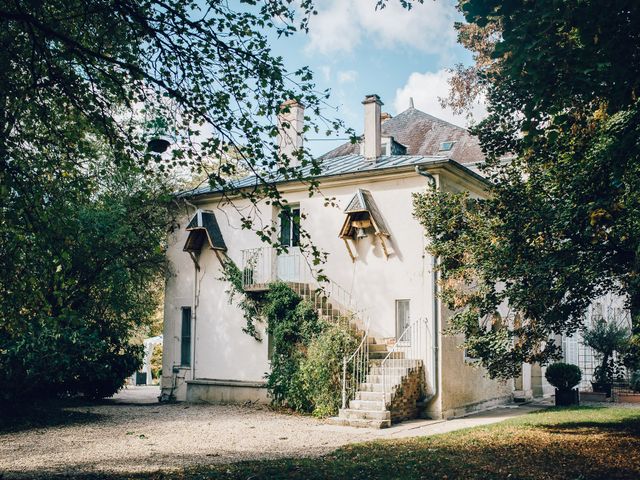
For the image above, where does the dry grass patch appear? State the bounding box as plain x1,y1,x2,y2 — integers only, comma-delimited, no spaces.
14,406,640,479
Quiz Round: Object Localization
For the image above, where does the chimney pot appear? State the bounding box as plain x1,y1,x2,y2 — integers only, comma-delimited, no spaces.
362,94,383,161
277,100,304,166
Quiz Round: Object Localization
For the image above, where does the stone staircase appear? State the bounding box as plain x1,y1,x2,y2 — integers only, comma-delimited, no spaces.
327,340,425,429
289,281,426,428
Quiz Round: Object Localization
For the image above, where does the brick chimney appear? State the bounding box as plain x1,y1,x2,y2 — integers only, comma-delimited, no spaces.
362,94,382,161
277,99,304,166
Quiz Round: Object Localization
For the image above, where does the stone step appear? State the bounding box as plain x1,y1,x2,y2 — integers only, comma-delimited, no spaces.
355,391,392,402
349,399,387,411
369,351,405,360
368,344,388,353
358,382,384,392
368,366,409,376
365,374,405,385
325,416,391,429
369,358,421,368
338,408,390,421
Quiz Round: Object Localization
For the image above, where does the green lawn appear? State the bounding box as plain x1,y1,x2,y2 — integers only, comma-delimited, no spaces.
87,407,640,479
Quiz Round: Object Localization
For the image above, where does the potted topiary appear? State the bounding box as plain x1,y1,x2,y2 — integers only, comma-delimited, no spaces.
582,318,628,397
545,362,581,406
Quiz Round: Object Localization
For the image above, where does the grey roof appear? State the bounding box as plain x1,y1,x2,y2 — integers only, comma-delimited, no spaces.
185,154,461,197
184,211,227,252
321,107,484,164
181,107,488,199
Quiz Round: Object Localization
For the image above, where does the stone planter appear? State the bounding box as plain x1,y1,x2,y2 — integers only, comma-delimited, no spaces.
591,381,612,397
580,391,609,402
616,393,640,403
555,388,579,406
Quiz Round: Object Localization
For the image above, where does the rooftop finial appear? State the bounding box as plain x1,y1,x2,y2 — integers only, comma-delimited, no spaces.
409,97,414,109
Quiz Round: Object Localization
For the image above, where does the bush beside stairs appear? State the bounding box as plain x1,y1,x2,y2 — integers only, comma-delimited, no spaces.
289,282,426,429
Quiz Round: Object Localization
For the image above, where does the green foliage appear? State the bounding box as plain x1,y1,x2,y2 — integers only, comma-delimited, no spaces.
300,322,360,418
219,260,262,341
414,1,640,378
263,282,356,416
264,283,321,410
151,344,163,381
630,371,640,393
582,319,629,360
582,318,629,387
0,158,172,403
622,334,640,371
545,363,581,391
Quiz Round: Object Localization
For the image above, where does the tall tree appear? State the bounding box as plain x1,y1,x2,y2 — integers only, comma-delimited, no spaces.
415,0,640,378
0,0,341,402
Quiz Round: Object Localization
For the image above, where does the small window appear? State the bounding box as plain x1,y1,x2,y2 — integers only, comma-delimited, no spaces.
439,141,456,152
395,299,411,341
267,331,274,360
280,206,300,247
180,307,192,367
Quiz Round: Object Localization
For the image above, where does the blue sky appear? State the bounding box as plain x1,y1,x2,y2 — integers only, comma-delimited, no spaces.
267,0,486,156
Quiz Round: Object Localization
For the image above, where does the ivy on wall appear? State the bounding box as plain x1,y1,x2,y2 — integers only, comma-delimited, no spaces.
218,259,263,341
218,274,359,417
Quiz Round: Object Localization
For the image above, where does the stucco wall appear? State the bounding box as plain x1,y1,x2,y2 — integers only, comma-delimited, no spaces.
162,166,515,413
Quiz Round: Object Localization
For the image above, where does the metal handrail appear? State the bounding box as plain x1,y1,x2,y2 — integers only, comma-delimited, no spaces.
341,317,370,409
240,246,358,326
380,317,429,409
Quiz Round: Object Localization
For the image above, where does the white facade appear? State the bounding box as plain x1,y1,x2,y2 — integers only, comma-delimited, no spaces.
161,157,517,418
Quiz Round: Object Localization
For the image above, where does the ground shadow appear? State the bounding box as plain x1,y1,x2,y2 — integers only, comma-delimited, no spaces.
0,404,104,434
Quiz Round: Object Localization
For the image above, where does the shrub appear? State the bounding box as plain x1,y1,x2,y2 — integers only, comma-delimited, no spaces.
545,363,581,391
582,318,629,387
630,371,640,393
264,283,321,411
622,334,640,372
300,322,360,418
151,344,163,381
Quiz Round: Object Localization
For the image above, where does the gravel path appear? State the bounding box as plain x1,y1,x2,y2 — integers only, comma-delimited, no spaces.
0,386,549,478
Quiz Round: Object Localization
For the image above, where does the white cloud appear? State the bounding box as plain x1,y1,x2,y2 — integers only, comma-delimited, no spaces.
319,65,332,82
305,0,458,56
337,70,358,84
393,69,487,128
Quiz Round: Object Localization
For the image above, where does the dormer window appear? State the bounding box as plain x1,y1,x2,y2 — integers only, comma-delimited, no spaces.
439,141,456,152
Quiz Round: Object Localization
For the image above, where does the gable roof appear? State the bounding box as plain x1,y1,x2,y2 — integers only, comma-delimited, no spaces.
342,189,390,237
320,106,484,165
183,211,227,252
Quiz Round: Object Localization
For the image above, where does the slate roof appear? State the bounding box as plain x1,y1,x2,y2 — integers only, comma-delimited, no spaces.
320,106,484,165
181,106,487,199
184,211,227,252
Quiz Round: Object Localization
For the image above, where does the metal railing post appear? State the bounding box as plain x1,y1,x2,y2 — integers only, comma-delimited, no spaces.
341,356,347,409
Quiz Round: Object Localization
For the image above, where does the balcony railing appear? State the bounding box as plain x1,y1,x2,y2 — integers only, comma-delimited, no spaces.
241,246,315,291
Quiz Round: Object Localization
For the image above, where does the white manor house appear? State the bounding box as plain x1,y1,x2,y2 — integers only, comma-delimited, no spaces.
161,94,601,426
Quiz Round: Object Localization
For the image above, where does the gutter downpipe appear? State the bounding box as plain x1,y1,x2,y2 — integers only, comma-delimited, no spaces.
415,165,440,410
184,199,200,382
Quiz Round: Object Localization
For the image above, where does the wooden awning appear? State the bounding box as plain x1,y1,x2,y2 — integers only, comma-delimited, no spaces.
339,189,391,260
183,210,227,253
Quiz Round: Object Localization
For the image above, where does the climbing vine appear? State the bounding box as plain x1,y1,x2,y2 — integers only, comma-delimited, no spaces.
264,282,359,417
219,259,262,341
218,270,359,417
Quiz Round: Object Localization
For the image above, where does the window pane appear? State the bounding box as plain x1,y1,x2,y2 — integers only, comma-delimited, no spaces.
291,208,300,247
396,300,410,341
280,209,291,246
181,307,191,367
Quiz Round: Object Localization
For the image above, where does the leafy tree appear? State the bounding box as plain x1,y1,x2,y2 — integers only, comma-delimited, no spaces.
582,318,629,387
415,1,640,378
0,0,352,402
0,153,174,402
